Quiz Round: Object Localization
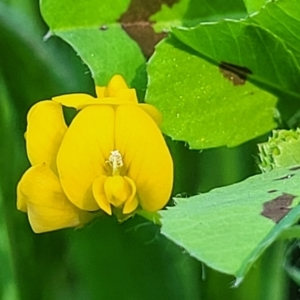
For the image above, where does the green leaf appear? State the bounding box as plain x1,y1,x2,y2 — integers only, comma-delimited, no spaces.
40,0,146,88
146,37,277,149
150,0,248,32
161,165,300,281
41,1,130,27
251,0,300,64
172,20,300,99
243,0,268,14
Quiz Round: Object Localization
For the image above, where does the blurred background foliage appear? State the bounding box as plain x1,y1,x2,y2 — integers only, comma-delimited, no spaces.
0,0,298,299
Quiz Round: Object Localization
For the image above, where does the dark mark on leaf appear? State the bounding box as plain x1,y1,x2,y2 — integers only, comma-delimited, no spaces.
118,0,179,58
261,193,295,223
274,174,295,181
99,25,108,30
290,166,300,171
219,62,252,86
268,190,278,193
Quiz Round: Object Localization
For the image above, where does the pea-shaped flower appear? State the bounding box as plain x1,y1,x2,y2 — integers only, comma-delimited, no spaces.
17,75,173,233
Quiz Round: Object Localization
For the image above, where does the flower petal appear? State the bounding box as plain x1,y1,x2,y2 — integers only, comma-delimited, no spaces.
17,191,27,213
95,86,107,98
77,99,135,109
122,176,138,214
92,176,111,215
107,75,129,94
26,101,67,173
97,75,138,104
104,176,126,207
104,175,135,208
114,89,138,103
115,105,173,211
53,93,96,109
138,104,162,126
57,105,115,211
107,75,138,103
17,164,85,233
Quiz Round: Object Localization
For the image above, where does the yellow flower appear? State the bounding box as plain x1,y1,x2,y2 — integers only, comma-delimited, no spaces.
17,75,173,233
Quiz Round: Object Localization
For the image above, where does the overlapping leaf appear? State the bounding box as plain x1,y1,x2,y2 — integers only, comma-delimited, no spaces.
146,37,277,148
39,0,256,92
161,165,300,280
150,0,248,32
243,0,268,15
147,0,300,148
251,0,300,64
40,0,146,88
172,20,300,99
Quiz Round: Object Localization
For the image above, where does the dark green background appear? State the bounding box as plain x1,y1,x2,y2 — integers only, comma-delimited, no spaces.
0,0,296,299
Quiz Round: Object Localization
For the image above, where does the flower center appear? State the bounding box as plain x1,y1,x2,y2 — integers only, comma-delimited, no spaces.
107,150,123,175
93,149,138,218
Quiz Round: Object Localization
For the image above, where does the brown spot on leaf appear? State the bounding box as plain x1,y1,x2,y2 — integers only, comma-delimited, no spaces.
219,62,252,86
261,193,295,223
290,166,300,171
119,0,179,58
274,174,295,181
